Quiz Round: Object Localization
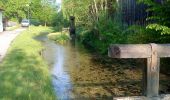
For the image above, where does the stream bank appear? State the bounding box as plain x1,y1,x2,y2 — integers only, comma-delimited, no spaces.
36,33,170,99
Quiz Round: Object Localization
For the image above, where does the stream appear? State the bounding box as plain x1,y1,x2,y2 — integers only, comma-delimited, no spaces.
36,33,170,100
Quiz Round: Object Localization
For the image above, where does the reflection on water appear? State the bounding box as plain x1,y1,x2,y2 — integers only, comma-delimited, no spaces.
36,33,145,100
36,33,143,99
36,34,72,99
36,33,170,99
51,45,72,100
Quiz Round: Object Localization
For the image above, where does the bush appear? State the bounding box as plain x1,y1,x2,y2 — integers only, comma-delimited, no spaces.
30,19,41,26
48,32,70,44
125,25,170,44
77,16,126,54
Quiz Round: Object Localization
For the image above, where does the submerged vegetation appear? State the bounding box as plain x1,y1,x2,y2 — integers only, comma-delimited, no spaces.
0,26,55,100
0,0,170,99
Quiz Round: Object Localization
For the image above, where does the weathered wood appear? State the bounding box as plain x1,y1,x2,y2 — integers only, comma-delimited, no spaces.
157,44,170,57
147,44,160,97
113,94,170,100
108,43,170,99
108,44,170,58
113,96,146,100
108,44,152,58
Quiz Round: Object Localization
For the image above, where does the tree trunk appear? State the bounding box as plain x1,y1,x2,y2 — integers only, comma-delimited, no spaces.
93,0,99,21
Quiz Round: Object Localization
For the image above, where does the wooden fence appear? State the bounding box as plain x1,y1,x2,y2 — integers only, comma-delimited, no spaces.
108,43,170,100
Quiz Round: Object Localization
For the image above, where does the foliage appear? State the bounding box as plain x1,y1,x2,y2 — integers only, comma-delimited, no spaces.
62,0,90,26
79,18,125,54
3,0,29,21
2,0,57,25
51,11,69,31
125,25,157,43
48,32,70,44
0,26,56,100
147,24,170,35
30,19,41,26
138,0,170,35
62,0,117,27
62,0,120,54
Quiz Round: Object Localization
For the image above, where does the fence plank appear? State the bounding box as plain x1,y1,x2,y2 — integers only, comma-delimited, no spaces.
109,44,170,58
147,44,160,97
113,95,170,100
108,43,170,99
157,44,170,57
113,96,146,100
108,44,151,58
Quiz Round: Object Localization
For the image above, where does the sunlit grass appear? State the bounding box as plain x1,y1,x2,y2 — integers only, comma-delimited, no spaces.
0,26,56,100
6,24,20,31
48,32,70,44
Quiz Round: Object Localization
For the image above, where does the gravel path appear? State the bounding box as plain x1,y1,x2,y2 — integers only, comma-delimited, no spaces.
0,28,26,62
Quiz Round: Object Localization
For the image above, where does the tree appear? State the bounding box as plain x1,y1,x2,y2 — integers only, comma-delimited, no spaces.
62,0,117,27
138,0,170,34
2,0,57,26
4,0,29,21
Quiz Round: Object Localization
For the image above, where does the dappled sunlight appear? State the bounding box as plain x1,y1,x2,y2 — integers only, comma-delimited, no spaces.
0,26,55,99
39,33,144,99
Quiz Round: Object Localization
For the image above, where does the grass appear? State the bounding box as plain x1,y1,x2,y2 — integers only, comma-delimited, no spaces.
6,24,21,31
0,26,56,100
48,32,70,44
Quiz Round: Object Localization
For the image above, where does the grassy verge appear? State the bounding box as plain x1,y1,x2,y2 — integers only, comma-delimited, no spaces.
48,32,70,44
0,26,56,100
6,24,21,31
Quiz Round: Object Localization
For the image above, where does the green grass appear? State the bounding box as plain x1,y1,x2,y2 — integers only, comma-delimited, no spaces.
6,24,20,31
0,26,56,100
48,32,70,44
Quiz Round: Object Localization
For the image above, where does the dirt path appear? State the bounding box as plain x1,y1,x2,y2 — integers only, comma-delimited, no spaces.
0,28,26,62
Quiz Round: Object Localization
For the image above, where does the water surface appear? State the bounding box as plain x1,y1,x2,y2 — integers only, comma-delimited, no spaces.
36,33,170,99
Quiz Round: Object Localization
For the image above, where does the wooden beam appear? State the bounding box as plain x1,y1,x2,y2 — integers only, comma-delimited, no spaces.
108,44,170,58
157,44,170,57
108,43,170,99
113,96,146,100
108,44,152,58
113,94,170,100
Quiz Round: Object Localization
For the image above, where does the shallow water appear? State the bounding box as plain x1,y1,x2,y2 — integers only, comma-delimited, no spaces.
36,34,73,99
36,33,170,100
36,34,141,99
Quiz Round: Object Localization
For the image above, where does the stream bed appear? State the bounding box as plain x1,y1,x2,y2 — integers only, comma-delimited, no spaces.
36,33,170,100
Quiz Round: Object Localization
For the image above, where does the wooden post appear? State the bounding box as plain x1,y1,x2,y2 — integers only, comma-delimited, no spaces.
69,16,76,36
108,43,170,99
147,44,160,97
69,16,76,44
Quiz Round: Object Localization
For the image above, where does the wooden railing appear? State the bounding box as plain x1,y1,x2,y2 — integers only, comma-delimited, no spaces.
108,43,170,99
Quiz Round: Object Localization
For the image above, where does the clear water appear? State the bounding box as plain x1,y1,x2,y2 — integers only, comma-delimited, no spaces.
36,34,73,99
36,33,170,99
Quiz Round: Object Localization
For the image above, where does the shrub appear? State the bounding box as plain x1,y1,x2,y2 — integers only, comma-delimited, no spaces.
48,32,70,44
